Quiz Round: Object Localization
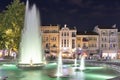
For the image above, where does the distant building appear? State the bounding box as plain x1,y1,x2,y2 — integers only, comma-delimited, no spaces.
76,31,99,58
94,25,118,59
41,25,60,56
41,24,119,59
59,24,76,58
118,32,120,59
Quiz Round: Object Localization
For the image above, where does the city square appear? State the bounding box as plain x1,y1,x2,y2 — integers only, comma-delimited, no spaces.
0,0,120,80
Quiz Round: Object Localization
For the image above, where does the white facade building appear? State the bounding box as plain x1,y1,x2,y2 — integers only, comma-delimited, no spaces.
117,32,120,59
94,25,118,59
59,24,76,57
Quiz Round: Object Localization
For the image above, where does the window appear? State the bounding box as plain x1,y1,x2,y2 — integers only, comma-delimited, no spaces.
101,44,103,48
78,44,80,47
89,37,92,41
46,37,48,41
110,31,115,36
94,38,97,41
67,40,69,47
77,38,81,40
46,43,50,49
105,38,107,42
64,40,66,47
62,32,63,36
51,37,56,41
110,44,112,49
101,38,103,41
83,37,88,41
53,44,57,47
64,32,66,36
83,43,88,49
44,30,49,33
102,31,106,36
62,40,63,47
113,44,116,48
72,32,76,37
67,32,69,36
72,39,75,48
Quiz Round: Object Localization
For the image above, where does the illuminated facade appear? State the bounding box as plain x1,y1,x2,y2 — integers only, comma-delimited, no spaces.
94,25,118,59
59,24,76,58
76,31,99,57
41,24,119,59
118,32,120,59
41,25,60,56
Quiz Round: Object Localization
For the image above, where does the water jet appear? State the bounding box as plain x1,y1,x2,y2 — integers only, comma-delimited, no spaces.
17,0,45,69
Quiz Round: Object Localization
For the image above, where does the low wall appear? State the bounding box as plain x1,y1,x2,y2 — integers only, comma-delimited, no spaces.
86,61,120,73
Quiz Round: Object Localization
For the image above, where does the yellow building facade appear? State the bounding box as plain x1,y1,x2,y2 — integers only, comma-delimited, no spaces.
76,32,99,58
41,25,99,58
41,25,60,56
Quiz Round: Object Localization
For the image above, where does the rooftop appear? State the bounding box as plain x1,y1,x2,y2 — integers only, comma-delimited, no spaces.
77,31,98,35
96,24,118,29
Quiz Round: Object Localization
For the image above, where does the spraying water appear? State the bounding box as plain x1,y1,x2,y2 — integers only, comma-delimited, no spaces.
18,0,43,65
49,51,69,77
56,51,63,76
74,58,77,68
79,56,85,70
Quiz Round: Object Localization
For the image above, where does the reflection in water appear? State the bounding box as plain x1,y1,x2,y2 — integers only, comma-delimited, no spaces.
19,71,43,80
0,69,7,78
0,65,119,80
70,71,85,80
79,71,85,80
57,77,62,80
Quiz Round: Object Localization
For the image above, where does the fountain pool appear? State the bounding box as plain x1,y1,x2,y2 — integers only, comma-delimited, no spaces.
0,63,119,80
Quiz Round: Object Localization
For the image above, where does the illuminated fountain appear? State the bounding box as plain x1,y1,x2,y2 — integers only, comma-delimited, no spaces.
72,48,78,68
18,0,44,69
79,56,85,70
49,51,69,77
75,52,86,71
74,57,77,68
72,53,78,69
56,51,63,77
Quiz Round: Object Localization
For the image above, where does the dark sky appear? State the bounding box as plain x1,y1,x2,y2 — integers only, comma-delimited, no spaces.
0,0,120,31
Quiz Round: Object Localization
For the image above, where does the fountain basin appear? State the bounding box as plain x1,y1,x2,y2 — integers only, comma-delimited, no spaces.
48,73,69,78
17,63,45,70
75,68,85,71
0,63,119,80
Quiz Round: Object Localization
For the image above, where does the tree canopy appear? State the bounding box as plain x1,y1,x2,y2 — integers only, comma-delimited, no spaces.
0,0,25,51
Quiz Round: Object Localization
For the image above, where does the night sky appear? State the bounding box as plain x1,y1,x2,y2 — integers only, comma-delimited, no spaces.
0,0,120,31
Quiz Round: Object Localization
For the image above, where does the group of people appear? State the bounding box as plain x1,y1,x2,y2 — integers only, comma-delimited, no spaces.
45,53,56,60
0,49,17,60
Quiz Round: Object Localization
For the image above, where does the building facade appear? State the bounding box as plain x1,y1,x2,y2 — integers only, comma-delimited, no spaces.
59,24,76,58
41,25,60,56
118,32,120,59
94,25,118,59
76,31,99,59
41,24,119,59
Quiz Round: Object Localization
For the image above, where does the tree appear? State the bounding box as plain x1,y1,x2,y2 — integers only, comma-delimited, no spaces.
0,0,25,52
